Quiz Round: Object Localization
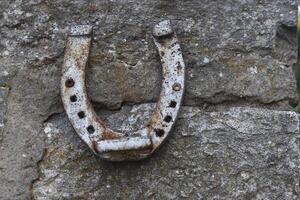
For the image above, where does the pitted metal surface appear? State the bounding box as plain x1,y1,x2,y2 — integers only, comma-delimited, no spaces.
61,20,186,161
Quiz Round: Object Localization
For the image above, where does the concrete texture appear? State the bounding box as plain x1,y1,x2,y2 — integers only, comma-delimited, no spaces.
0,0,299,199
33,105,300,200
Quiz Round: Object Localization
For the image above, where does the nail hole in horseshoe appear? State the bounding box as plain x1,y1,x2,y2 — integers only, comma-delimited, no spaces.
78,111,85,119
172,83,181,91
154,129,165,137
169,101,177,108
65,78,75,87
87,125,95,134
164,115,172,123
70,95,77,102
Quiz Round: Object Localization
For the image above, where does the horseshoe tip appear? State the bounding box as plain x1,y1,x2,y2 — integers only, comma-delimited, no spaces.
69,25,93,36
153,20,174,37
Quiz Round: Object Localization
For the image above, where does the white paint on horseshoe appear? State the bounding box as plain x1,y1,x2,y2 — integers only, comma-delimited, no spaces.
61,20,186,161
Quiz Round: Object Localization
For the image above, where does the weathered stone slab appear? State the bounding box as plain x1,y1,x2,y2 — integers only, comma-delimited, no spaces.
0,0,298,109
0,87,9,130
0,86,9,144
0,1,299,199
33,105,300,200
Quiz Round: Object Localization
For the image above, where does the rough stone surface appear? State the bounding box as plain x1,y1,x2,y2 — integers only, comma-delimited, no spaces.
0,0,299,199
32,105,300,200
0,87,9,130
0,0,298,109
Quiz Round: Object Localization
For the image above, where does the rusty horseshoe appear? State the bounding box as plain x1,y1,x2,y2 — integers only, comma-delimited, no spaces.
61,20,185,161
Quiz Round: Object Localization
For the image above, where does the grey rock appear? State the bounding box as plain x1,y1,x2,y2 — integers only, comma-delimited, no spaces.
0,86,9,140
0,0,299,199
32,105,300,200
0,0,298,109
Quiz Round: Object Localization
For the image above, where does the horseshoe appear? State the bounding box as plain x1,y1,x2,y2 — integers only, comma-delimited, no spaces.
61,20,185,161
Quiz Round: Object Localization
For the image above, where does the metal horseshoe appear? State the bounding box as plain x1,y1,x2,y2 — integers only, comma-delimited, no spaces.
61,20,185,161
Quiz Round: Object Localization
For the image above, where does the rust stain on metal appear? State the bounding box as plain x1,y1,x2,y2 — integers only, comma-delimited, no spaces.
102,129,121,140
91,140,100,154
61,20,185,161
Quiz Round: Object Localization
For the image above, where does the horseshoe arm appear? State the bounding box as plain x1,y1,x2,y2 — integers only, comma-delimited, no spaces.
61,21,185,161
61,25,109,151
149,20,185,149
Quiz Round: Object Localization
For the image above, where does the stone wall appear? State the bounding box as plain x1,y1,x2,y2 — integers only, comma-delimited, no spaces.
0,0,299,199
